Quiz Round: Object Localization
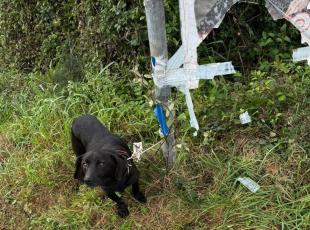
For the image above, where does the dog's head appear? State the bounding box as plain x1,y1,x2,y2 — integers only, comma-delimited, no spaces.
74,149,128,187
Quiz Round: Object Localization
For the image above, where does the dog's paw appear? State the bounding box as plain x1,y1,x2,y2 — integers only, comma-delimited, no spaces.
117,203,129,218
133,191,147,203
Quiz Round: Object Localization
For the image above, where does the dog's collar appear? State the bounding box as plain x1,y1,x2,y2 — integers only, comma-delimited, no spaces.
116,149,130,158
115,149,132,175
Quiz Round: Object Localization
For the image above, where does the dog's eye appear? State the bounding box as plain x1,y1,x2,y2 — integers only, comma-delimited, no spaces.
98,162,105,167
82,162,88,168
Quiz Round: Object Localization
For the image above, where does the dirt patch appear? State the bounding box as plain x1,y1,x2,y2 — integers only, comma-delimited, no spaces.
0,199,29,230
131,196,196,230
265,163,280,176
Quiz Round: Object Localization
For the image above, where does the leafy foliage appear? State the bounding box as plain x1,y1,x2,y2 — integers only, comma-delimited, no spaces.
0,0,147,72
0,1,302,75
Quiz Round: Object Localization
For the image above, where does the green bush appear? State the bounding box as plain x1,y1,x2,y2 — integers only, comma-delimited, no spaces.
0,0,148,72
0,0,303,75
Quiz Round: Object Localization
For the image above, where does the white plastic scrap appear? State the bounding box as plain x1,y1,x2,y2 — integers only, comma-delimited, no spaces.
289,4,310,64
293,46,310,64
38,84,45,92
239,111,252,124
132,142,143,161
266,0,310,64
237,177,260,193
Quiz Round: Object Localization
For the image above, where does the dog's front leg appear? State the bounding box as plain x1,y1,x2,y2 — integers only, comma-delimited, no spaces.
105,190,129,218
132,182,147,203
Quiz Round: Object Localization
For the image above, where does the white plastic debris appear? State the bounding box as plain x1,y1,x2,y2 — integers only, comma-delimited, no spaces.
132,142,143,161
266,0,310,65
237,177,260,193
293,46,310,65
239,111,252,124
39,84,45,92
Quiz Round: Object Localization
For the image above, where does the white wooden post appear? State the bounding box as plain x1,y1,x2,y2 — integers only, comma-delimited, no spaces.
144,0,176,168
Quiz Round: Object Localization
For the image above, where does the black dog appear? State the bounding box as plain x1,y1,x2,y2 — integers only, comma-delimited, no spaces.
71,114,146,217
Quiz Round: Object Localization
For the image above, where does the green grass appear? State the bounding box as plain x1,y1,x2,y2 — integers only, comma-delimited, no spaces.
0,60,309,229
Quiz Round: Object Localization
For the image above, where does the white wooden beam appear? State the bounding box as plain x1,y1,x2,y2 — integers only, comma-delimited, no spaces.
144,0,176,168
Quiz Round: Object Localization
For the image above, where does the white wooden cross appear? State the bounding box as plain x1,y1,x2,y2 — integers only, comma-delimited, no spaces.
150,0,236,136
144,0,310,166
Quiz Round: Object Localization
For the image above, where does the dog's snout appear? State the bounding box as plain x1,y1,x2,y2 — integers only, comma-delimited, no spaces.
84,178,96,187
84,179,92,184
84,175,95,185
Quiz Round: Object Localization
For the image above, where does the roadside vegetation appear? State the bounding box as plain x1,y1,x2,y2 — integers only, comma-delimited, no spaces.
0,1,309,229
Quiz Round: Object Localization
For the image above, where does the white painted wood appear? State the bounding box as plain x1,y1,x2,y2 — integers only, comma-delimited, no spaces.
144,0,176,168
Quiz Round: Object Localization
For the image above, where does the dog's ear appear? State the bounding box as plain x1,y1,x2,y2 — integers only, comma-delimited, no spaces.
111,155,127,181
74,155,85,181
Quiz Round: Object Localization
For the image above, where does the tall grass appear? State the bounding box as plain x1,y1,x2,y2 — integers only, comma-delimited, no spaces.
1,59,309,229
